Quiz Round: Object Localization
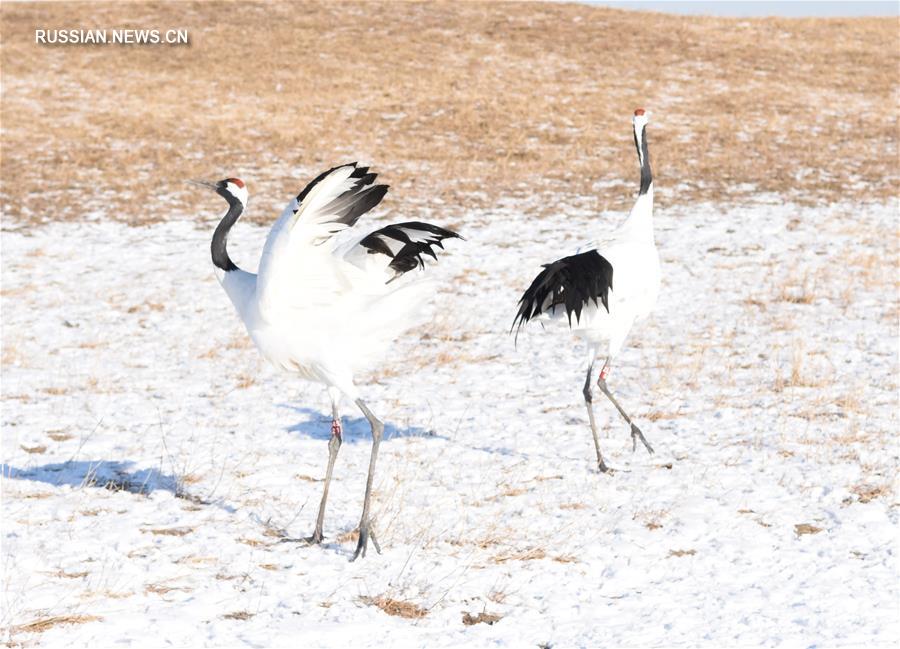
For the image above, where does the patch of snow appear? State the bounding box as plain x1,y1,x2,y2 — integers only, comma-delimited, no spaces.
2,196,897,646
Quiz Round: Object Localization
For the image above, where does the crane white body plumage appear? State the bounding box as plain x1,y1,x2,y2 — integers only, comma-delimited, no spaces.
513,109,659,471
199,164,460,559
567,186,659,356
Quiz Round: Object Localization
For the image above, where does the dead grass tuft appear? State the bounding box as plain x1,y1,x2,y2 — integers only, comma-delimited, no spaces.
235,373,256,389
795,523,823,536
362,595,429,619
237,538,270,547
850,482,891,503
492,547,547,563
777,272,817,305
668,549,697,557
145,583,191,595
293,474,323,482
462,611,503,626
143,527,193,537
225,336,252,350
634,509,669,530
487,589,508,604
1,343,27,367
449,534,506,549
337,529,360,544
20,444,47,454
11,614,102,635
51,569,89,579
223,611,255,621
104,591,135,600
645,410,684,422
127,301,165,313
175,555,217,565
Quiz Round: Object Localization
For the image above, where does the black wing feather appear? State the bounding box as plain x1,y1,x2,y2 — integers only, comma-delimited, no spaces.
292,162,388,230
359,221,462,282
512,250,614,337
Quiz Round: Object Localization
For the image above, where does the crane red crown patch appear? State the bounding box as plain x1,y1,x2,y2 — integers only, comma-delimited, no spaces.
634,108,645,116
227,178,245,188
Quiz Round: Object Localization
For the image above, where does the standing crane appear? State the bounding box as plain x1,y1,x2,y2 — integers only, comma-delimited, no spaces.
193,163,460,559
512,109,660,472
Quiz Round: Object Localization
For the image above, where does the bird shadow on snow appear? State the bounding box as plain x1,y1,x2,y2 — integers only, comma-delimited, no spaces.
279,405,447,444
2,460,233,510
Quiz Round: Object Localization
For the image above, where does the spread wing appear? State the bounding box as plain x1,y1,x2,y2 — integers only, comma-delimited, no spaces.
348,221,462,282
256,163,388,319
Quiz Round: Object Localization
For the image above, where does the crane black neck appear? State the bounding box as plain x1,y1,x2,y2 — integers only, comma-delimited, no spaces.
211,194,242,272
634,124,652,196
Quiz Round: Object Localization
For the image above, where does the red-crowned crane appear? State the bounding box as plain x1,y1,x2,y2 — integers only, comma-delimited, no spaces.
512,109,659,472
193,164,460,559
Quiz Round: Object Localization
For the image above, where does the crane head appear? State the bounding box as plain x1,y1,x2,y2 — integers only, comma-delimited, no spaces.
188,177,248,208
633,107,650,129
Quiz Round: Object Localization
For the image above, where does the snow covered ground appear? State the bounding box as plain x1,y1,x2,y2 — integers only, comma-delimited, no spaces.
2,195,897,647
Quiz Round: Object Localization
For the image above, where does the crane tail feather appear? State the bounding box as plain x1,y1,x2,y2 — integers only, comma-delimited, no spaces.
512,250,614,337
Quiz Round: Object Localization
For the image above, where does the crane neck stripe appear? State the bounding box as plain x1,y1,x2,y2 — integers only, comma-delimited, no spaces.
211,197,242,272
634,124,652,195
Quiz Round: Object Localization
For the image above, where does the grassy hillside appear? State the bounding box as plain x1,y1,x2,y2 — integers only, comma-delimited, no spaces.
1,1,897,224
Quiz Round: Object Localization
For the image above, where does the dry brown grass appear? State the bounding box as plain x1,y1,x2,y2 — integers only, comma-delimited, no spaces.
795,522,823,536
492,547,547,563
234,373,256,389
1,2,896,227
361,595,429,619
448,533,507,550
126,301,165,313
143,527,193,537
10,614,102,635
293,473,323,482
20,444,47,454
22,492,53,499
634,508,668,530
462,610,503,626
46,569,90,579
336,528,360,544
145,583,192,595
1,342,27,367
237,537,271,547
850,482,892,503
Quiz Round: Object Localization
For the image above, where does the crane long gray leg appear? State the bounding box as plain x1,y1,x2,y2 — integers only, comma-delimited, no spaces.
351,398,384,561
596,367,654,455
583,364,611,473
306,400,343,544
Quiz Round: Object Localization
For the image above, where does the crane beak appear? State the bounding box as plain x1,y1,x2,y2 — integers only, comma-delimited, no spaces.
186,179,218,191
